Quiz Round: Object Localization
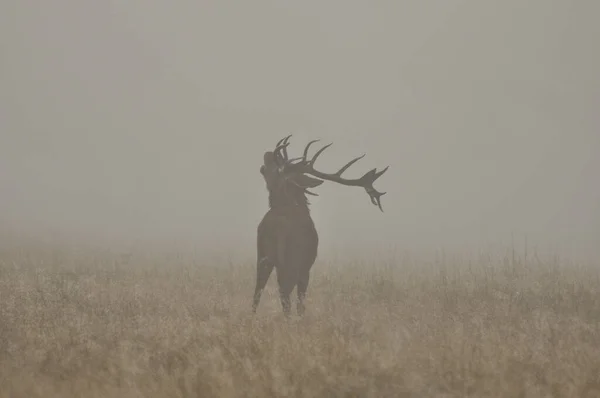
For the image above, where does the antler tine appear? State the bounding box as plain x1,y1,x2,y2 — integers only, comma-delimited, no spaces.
373,166,389,180
276,135,289,147
273,143,289,165
309,143,333,166
282,134,292,160
275,134,293,149
370,190,386,211
273,134,293,165
335,154,365,176
302,139,320,162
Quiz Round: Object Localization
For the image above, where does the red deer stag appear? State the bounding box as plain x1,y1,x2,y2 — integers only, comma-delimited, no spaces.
253,135,388,316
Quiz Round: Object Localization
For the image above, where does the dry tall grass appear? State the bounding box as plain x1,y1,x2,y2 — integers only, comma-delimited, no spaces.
1,243,599,397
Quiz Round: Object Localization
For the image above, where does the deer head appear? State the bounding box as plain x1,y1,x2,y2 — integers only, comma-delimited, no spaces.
261,135,389,211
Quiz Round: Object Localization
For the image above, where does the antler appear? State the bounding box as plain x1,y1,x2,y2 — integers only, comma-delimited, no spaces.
290,139,389,211
273,134,292,165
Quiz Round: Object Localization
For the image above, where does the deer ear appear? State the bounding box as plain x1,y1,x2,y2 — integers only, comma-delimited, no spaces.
291,174,324,188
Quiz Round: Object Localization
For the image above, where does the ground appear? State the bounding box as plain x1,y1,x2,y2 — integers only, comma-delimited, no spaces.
1,242,599,397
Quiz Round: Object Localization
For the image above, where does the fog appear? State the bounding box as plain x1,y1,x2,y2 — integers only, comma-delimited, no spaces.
1,1,598,259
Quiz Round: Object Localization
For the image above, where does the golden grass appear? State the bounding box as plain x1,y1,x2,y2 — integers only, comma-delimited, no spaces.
1,243,599,397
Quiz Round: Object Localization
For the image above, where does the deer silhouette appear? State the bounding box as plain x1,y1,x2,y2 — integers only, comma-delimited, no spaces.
253,135,388,316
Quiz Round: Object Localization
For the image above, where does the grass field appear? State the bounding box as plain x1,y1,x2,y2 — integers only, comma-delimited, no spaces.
1,242,599,397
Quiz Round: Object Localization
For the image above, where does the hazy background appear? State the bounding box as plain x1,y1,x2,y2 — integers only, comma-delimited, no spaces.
1,1,598,259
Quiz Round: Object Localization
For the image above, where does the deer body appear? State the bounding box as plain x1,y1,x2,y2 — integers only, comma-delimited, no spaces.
252,135,388,316
254,205,318,315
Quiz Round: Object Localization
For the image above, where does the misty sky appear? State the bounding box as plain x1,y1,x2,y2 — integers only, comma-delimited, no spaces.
1,1,599,258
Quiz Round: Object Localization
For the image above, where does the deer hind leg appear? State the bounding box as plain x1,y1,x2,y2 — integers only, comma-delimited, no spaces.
252,256,274,313
275,266,296,317
296,268,310,316
296,230,318,317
